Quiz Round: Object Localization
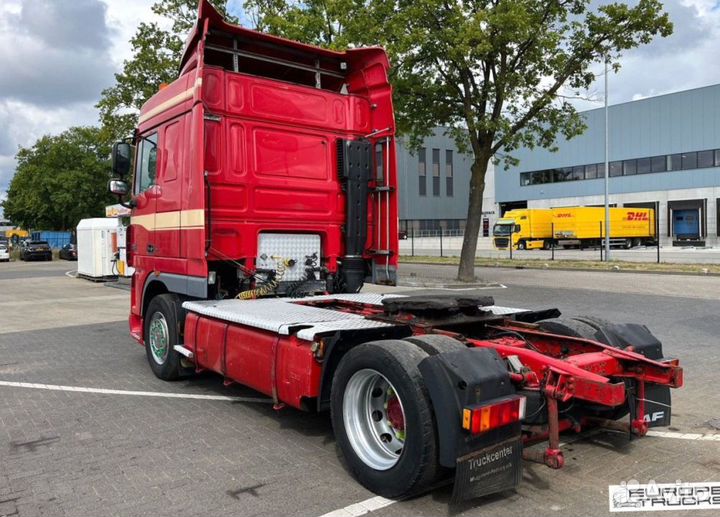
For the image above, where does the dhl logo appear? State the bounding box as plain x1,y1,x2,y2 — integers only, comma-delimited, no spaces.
627,212,649,221
555,213,572,218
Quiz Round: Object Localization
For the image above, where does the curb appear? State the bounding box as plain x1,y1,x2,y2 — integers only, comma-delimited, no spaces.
399,261,720,277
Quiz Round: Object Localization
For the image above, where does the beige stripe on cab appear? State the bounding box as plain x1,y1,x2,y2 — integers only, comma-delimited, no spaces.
130,209,204,231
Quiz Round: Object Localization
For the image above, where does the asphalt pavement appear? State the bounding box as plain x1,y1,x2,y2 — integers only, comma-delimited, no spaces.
0,260,718,517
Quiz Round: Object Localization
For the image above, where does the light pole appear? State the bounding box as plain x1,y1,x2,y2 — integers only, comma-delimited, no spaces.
604,57,611,261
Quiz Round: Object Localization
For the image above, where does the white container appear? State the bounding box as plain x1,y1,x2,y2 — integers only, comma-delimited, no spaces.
76,218,121,278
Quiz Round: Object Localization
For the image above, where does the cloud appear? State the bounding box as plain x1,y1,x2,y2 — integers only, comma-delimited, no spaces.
560,0,720,111
20,0,113,51
0,0,116,107
603,0,720,103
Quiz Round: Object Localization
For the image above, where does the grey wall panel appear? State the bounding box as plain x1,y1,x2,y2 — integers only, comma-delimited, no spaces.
496,84,720,203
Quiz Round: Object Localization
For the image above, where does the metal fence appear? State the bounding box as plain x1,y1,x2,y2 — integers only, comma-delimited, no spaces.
400,216,720,264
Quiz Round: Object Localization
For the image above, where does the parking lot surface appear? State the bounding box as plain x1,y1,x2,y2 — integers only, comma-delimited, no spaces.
1,261,719,517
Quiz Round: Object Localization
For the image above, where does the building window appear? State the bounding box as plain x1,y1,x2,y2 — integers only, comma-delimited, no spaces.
518,147,720,186
681,152,697,170
697,150,714,169
667,153,682,171
651,155,666,173
432,148,440,196
637,157,651,174
623,159,637,176
418,148,426,196
445,150,453,196
538,170,552,183
553,167,571,182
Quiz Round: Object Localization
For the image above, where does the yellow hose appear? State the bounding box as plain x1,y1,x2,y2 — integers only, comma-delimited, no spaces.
237,256,290,299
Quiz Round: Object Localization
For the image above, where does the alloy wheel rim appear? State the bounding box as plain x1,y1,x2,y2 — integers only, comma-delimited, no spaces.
342,368,406,471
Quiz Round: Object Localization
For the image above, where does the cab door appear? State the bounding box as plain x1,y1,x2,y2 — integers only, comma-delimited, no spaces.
153,119,184,259
129,132,159,279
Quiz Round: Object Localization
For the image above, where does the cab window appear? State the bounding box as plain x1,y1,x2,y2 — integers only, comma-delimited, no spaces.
135,132,158,194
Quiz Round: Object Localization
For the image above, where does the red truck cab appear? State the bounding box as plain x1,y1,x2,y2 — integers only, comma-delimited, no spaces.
116,0,398,343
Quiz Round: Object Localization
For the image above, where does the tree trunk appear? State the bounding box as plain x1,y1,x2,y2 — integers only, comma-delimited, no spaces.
457,155,490,282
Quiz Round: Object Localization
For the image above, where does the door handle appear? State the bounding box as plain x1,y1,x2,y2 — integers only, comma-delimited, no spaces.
147,244,155,253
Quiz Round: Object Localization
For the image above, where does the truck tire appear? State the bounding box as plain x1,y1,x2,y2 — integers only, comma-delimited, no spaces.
517,241,526,250
404,334,466,355
331,340,439,498
537,318,604,342
144,294,185,381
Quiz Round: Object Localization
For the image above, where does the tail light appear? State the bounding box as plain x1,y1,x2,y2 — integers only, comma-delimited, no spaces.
462,396,526,435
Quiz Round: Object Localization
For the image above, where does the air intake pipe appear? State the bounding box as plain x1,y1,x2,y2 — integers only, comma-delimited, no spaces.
337,139,371,293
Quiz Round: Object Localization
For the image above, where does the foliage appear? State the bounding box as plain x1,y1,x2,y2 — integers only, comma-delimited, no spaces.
1,127,114,231
246,0,673,280
96,0,236,143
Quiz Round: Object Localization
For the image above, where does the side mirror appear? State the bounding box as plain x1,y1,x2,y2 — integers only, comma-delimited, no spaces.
112,142,133,178
109,179,130,196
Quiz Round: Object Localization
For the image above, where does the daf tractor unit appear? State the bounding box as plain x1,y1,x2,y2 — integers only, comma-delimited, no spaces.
108,0,682,502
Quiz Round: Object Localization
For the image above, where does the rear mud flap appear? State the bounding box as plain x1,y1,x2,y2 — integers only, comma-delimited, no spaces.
452,437,523,502
419,348,522,501
643,385,672,427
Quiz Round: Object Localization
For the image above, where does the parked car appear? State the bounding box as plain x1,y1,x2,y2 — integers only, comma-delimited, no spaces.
0,244,9,262
59,243,77,261
19,240,52,261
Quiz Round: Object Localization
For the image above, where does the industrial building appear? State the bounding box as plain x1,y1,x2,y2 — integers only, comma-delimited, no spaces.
494,84,720,247
397,127,496,237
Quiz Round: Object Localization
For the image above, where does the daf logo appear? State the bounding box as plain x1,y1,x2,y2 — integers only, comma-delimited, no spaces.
643,411,665,423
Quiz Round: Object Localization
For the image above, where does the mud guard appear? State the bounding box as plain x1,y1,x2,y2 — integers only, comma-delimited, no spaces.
576,319,673,427
418,348,522,501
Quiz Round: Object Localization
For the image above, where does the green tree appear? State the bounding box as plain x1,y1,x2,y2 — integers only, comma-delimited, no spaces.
97,0,236,143
247,0,672,280
2,127,114,231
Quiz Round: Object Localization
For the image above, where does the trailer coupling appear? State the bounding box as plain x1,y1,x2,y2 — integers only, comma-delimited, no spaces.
419,323,683,502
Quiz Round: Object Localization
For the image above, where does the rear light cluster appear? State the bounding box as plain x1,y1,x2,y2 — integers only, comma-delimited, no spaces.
462,396,526,435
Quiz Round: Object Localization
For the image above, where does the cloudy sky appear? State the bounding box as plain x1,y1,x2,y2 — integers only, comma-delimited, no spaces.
1,0,720,218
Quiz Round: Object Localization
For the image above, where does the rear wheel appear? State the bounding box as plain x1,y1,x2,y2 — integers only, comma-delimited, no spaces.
144,294,185,381
404,334,466,355
331,340,439,498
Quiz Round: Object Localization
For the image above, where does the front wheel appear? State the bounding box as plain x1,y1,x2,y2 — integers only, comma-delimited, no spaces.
516,241,526,250
331,340,440,498
144,294,186,381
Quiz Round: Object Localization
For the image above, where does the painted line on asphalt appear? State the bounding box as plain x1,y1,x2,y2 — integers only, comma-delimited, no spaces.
0,294,127,307
318,496,397,517
0,380,273,404
647,430,720,441
65,270,77,278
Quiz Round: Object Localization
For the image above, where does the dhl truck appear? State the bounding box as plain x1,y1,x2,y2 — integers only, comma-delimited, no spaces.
553,207,656,249
106,0,682,502
493,209,552,250
494,207,656,250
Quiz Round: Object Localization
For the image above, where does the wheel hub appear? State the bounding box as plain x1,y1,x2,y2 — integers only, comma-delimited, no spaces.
386,396,405,431
148,311,170,365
